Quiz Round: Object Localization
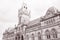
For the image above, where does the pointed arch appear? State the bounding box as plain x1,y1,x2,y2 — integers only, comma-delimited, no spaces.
45,29,50,39
51,28,57,38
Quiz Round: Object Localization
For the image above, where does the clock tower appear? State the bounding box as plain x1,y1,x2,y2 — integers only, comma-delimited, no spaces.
18,3,31,40
18,3,31,25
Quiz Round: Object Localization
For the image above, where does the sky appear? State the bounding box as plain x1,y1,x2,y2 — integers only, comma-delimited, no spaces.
0,0,60,40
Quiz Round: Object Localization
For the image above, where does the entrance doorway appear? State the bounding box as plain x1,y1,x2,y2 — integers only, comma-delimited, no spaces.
21,35,24,40
15,34,20,40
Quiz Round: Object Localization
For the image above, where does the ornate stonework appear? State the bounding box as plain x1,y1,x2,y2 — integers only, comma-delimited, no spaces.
2,4,60,40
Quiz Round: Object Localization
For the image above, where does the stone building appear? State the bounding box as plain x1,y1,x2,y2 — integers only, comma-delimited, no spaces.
2,3,60,40
2,27,16,40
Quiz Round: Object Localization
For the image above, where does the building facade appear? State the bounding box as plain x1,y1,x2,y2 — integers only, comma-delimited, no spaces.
2,3,60,40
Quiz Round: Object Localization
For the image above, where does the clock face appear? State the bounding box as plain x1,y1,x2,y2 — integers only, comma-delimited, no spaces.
21,16,25,23
21,15,29,24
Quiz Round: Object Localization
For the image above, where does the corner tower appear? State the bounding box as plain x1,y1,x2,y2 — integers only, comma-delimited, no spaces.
18,3,30,25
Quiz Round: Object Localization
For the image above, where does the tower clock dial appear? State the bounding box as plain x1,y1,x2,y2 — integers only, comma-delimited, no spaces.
21,15,30,24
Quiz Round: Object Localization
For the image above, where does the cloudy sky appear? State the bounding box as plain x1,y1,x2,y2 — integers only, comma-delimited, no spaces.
0,0,60,40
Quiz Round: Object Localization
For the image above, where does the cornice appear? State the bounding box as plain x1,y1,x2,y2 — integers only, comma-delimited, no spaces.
26,21,60,33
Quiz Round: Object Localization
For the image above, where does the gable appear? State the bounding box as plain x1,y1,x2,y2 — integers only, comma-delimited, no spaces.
42,7,59,19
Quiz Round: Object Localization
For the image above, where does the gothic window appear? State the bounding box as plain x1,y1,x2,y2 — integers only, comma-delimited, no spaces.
45,29,50,39
38,32,41,40
32,34,35,40
51,28,57,38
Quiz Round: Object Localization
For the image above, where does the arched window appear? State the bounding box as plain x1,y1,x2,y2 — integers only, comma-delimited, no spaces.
18,34,20,40
21,35,24,40
45,29,50,39
38,32,41,40
15,34,20,40
51,28,57,38
15,36,17,40
26,35,29,40
31,34,34,40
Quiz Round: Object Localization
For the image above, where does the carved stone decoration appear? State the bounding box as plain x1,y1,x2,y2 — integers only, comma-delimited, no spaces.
46,7,58,15
43,7,58,19
2,6,60,40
